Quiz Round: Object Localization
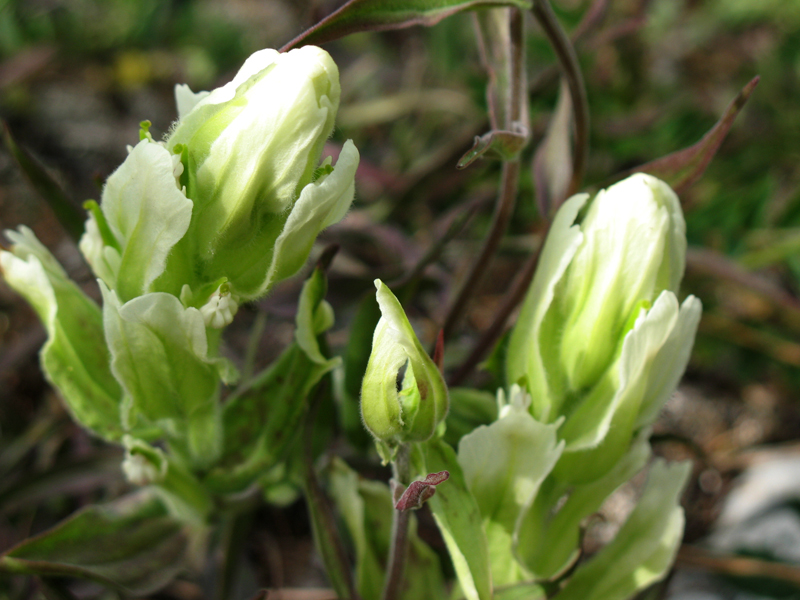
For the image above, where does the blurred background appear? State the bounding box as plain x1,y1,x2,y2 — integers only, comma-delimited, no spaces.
1,0,800,598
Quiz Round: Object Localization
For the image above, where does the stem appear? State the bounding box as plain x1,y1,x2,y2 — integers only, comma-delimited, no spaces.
532,0,589,196
439,8,526,344
382,444,412,600
440,159,520,344
448,225,548,387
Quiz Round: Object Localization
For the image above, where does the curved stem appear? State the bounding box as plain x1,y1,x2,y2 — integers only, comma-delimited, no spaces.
448,225,548,387
382,445,412,600
532,0,590,196
440,159,520,344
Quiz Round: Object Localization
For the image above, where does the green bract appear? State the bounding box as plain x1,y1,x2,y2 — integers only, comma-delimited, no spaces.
0,227,123,441
360,280,449,448
507,173,701,483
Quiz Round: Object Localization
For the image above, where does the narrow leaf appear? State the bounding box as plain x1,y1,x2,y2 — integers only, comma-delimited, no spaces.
328,458,446,600
2,122,85,241
457,127,528,169
302,398,359,600
616,76,759,194
282,0,533,51
342,291,382,450
204,265,339,494
553,460,691,600
533,79,573,217
424,438,493,600
395,471,450,511
0,492,193,596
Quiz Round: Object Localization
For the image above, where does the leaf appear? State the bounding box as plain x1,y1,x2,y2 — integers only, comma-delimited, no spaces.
0,228,124,441
514,431,651,580
494,582,546,600
458,8,529,168
2,122,85,242
328,458,446,600
101,285,228,467
533,79,573,218
342,291,382,450
457,387,563,586
301,414,359,600
282,0,533,51
204,264,339,494
553,460,691,600
615,76,759,195
457,127,529,169
86,140,192,302
458,391,562,533
395,471,450,511
0,492,195,596
424,438,493,600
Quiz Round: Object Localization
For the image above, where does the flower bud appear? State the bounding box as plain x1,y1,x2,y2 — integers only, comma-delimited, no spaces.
164,46,359,300
361,280,449,449
507,174,701,483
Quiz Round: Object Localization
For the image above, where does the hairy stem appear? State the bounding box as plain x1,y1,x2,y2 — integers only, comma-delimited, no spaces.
382,444,412,600
439,8,526,344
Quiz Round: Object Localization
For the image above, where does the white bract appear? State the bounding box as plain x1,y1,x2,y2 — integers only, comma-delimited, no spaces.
1,47,358,459
507,173,701,483
164,46,359,300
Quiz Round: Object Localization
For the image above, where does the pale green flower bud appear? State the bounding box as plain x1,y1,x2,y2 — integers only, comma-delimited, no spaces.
164,46,359,300
507,174,701,483
361,280,449,449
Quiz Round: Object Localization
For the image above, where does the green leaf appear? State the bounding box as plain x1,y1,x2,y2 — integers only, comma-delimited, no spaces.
506,192,588,421
494,581,546,600
458,389,562,532
205,265,339,494
553,460,691,600
0,228,124,441
100,285,231,467
424,438,493,600
301,425,358,600
282,0,533,50
342,291,382,450
2,122,85,242
610,76,759,195
0,492,197,596
328,458,446,600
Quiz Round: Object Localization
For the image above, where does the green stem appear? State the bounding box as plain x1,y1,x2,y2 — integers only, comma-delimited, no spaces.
439,8,526,344
382,444,412,600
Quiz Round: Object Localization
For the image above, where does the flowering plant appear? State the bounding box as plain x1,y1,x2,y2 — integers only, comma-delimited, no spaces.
2,2,761,598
